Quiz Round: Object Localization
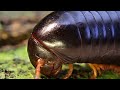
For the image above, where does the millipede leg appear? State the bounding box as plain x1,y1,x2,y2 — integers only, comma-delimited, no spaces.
53,65,62,76
88,64,120,79
92,64,102,76
63,64,73,79
35,58,45,79
96,64,120,73
88,63,97,79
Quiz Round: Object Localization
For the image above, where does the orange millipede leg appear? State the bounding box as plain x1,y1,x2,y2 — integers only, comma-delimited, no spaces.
35,58,45,79
88,63,97,79
92,64,102,76
53,65,62,76
63,64,73,79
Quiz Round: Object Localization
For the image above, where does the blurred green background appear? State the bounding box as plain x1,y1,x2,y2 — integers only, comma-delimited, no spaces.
0,11,120,79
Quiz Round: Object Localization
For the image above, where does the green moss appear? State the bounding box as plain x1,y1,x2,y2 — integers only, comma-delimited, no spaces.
0,46,35,79
97,71,120,79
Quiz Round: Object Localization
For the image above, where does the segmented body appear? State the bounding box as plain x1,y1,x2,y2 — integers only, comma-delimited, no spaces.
31,11,120,66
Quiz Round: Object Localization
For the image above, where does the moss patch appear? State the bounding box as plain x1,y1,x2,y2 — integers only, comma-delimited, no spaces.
0,46,35,79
